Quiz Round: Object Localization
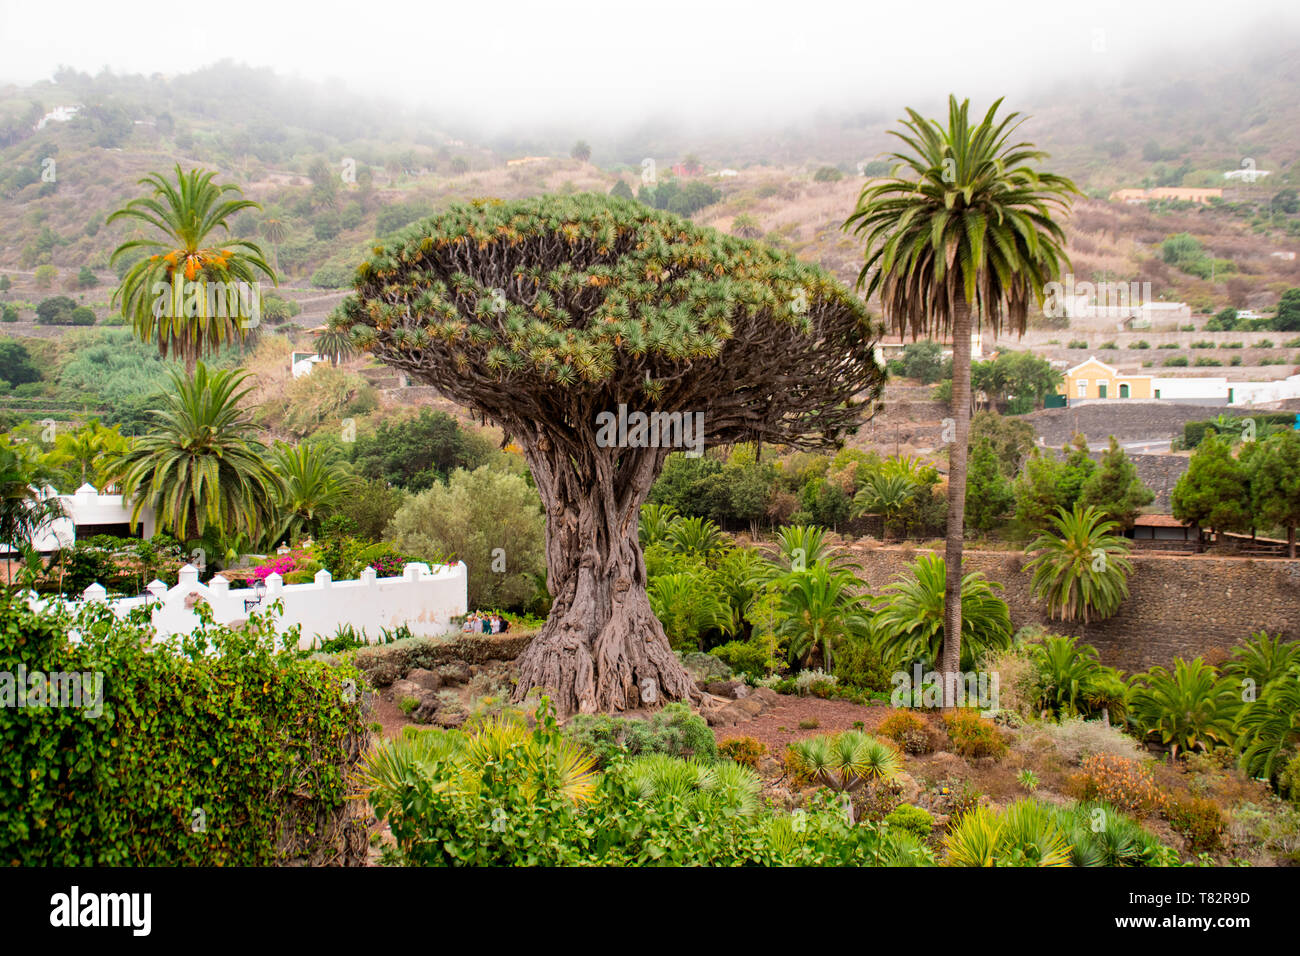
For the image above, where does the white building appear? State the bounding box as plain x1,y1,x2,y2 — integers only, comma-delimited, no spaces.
1151,377,1231,404
2,484,157,556
291,350,326,378
1230,373,1300,406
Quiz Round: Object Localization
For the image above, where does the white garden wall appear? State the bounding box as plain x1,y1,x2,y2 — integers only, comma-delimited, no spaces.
43,562,468,650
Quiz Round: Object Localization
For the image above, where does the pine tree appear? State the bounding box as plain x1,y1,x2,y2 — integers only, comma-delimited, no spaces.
965,437,1014,533
1079,436,1154,529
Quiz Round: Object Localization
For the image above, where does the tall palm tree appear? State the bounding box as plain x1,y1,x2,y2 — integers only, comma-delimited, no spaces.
117,364,283,542
259,215,289,276
270,441,356,545
844,97,1077,704
108,165,276,374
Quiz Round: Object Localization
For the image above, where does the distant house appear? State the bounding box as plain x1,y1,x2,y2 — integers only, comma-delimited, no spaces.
1,484,157,556
35,105,81,130
1109,187,1222,204
873,329,984,367
291,350,325,378
1059,357,1154,402
1127,514,1198,549
671,162,703,178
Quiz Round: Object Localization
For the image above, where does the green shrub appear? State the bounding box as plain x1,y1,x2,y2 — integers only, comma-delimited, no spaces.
0,592,368,865
1068,339,1088,349
563,702,716,766
1099,341,1117,349
368,712,934,866
1163,356,1189,367
709,640,769,681
1157,342,1179,349
886,803,935,838
1128,340,1150,349
1190,340,1213,348
1194,357,1222,367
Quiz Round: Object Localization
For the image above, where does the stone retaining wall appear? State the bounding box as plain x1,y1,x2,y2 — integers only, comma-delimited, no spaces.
849,545,1300,673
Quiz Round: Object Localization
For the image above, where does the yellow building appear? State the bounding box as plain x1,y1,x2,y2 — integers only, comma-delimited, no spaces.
1059,357,1154,401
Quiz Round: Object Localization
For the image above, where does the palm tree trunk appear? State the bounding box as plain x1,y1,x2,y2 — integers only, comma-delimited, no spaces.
940,298,973,708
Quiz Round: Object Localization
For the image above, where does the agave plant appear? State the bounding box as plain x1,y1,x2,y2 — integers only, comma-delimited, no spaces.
1051,801,1170,867
785,731,901,799
1024,504,1134,623
360,713,598,809
1128,658,1240,761
943,800,1072,867
872,552,1012,671
624,753,761,816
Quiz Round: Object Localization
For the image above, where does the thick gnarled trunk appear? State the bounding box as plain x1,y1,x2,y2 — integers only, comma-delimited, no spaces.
941,299,973,708
511,439,699,715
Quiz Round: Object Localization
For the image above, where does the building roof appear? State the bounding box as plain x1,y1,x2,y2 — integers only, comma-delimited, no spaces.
1133,513,1188,528
1064,356,1152,379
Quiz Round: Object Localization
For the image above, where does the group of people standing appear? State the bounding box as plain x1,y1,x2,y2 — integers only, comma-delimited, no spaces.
462,612,509,634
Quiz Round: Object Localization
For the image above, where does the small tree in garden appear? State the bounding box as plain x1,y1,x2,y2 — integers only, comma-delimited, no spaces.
1249,430,1300,557
1024,504,1133,623
339,194,883,713
1078,436,1154,530
1171,432,1251,550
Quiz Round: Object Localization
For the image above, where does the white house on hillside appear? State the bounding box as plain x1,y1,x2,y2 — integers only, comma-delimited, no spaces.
291,350,326,378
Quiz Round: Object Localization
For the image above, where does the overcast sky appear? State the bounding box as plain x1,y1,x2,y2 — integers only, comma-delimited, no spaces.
3,0,1298,131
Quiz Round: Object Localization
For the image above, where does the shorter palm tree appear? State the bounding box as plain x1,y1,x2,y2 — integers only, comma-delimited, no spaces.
1031,634,1102,719
0,443,65,583
774,561,872,670
270,441,357,545
1128,658,1240,761
638,503,680,548
117,363,283,542
665,515,726,556
1024,504,1134,623
853,471,917,541
314,320,357,367
873,553,1012,671
1224,630,1300,691
648,571,733,651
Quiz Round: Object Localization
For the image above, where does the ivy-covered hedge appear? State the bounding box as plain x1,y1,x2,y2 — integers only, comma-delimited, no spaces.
0,592,371,865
